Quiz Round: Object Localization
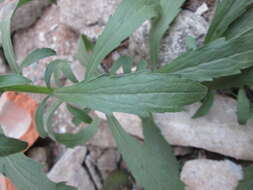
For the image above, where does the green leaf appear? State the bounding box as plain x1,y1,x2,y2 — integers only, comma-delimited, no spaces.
54,72,207,115
149,0,185,68
205,0,253,43
75,34,94,67
192,90,215,118
186,36,197,50
21,48,56,69
0,74,31,88
56,183,76,190
110,61,123,74
236,165,253,190
159,34,253,82
204,68,253,90
45,60,61,88
35,96,50,138
66,104,92,124
0,153,76,190
0,0,32,74
107,115,184,190
121,56,133,74
54,119,100,148
110,56,133,74
86,0,159,79
44,100,62,139
60,61,78,83
136,60,148,72
103,170,131,190
237,88,251,125
45,59,78,88
0,134,27,156
225,6,253,40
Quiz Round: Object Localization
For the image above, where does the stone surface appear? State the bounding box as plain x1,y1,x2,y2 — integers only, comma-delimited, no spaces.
27,147,49,172
0,50,8,74
48,146,95,190
88,119,117,148
96,149,121,179
0,92,39,147
13,5,85,133
181,159,243,190
13,5,81,86
0,0,50,44
58,0,121,40
129,10,209,64
92,112,143,148
154,95,253,161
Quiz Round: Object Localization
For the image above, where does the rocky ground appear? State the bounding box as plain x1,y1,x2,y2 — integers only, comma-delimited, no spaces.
1,0,252,190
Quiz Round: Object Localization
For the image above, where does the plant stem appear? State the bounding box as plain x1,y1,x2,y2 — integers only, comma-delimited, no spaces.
2,85,54,94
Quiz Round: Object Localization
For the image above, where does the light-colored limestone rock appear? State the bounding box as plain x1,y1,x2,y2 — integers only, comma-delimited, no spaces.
48,146,95,190
129,10,209,64
181,159,243,190
0,0,50,45
58,0,122,40
154,95,253,160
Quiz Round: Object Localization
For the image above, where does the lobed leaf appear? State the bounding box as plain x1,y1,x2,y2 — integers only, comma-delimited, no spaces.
0,0,32,74
0,133,27,156
136,60,149,72
0,153,76,190
192,90,215,118
35,96,50,138
237,88,251,125
149,0,185,68
159,34,253,82
205,0,253,43
45,59,78,88
21,48,56,69
85,0,159,79
0,74,31,88
54,72,207,115
75,34,94,67
225,6,253,40
110,56,133,74
107,115,184,190
54,119,100,148
204,68,253,90
66,104,92,124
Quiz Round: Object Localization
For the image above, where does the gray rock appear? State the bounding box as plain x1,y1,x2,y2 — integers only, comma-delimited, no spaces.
0,0,50,38
27,147,49,172
154,95,253,161
13,5,80,86
48,146,95,190
13,5,85,134
12,0,50,31
129,10,209,64
92,111,143,148
96,149,121,179
0,50,8,74
58,0,122,40
87,119,117,148
181,159,243,190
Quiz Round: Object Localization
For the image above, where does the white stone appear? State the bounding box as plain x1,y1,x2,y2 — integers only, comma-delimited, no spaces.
195,3,209,16
92,112,143,148
0,0,50,32
154,95,253,160
48,146,95,190
58,0,122,40
181,159,243,190
129,10,209,64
